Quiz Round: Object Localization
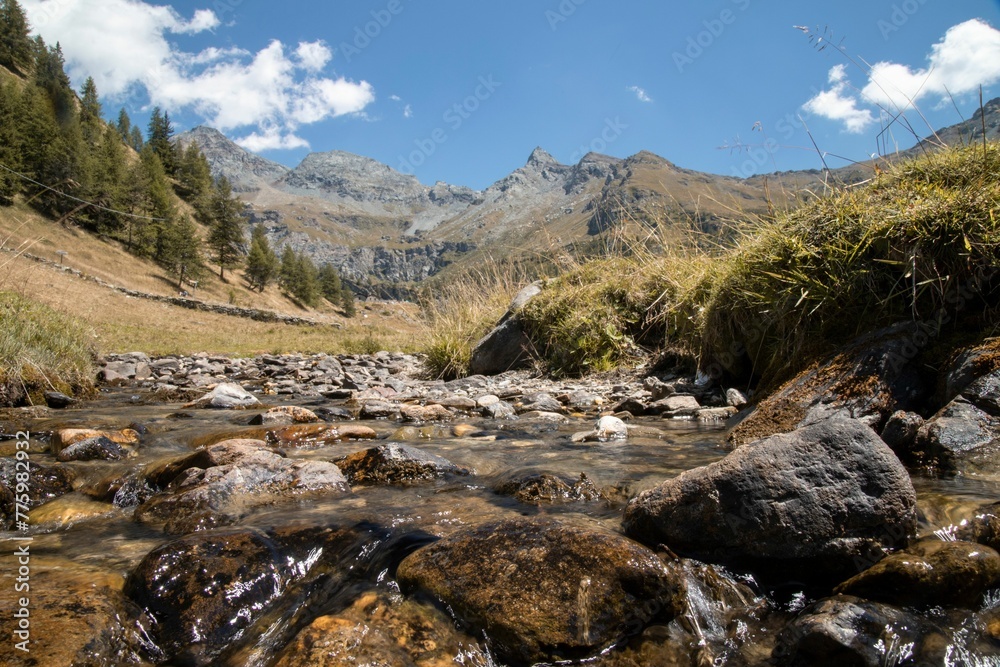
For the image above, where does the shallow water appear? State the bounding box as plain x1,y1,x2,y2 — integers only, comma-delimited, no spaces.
4,388,1000,666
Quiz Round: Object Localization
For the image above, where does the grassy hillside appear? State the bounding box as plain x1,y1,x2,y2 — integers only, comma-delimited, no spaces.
424,142,1000,384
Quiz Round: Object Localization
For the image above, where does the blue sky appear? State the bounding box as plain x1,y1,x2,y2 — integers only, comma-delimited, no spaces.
20,0,1000,190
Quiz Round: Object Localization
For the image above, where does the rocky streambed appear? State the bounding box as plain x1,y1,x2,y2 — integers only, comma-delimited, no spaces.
2,346,1000,666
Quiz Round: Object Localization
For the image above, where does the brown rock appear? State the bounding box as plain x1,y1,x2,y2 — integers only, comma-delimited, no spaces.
50,427,139,453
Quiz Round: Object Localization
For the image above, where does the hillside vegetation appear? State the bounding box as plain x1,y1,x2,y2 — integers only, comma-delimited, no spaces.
425,142,1000,385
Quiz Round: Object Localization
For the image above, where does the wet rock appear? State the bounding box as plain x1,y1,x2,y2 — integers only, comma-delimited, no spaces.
772,595,947,667
135,440,350,533
248,405,320,426
728,324,930,446
43,390,76,409
879,409,924,458
273,592,489,667
50,427,140,453
358,400,399,420
334,443,470,485
185,382,260,409
27,495,118,530
481,400,516,420
125,528,311,666
0,459,75,530
835,539,1000,608
452,424,488,438
313,406,354,421
955,501,1000,550
469,282,541,376
0,561,145,667
623,416,917,579
265,423,377,448
396,516,681,665
399,403,453,423
573,416,628,442
913,398,1000,471
56,435,132,461
494,472,602,504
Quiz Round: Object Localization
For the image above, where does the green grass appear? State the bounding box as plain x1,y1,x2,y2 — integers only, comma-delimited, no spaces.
423,142,1000,383
0,291,97,406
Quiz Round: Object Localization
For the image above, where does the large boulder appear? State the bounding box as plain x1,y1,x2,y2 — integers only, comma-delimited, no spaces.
0,459,75,530
126,529,279,665
623,416,917,578
469,282,542,376
184,382,260,409
728,324,930,446
395,516,681,665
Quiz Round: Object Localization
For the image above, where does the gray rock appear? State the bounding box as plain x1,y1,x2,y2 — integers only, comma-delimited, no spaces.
396,517,681,665
334,443,470,485
654,394,701,418
481,400,516,420
773,596,946,667
623,416,917,577
725,387,748,408
187,383,260,409
914,398,999,470
56,436,131,462
519,392,564,414
469,283,542,376
494,472,602,504
563,389,602,412
43,391,76,409
879,410,924,457
955,501,1000,550
135,440,350,533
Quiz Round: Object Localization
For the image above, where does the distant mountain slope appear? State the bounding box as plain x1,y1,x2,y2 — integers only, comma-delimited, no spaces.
178,98,999,295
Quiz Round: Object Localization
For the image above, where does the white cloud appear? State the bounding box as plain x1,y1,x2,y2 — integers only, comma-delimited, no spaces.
403,104,412,118
22,0,375,151
804,19,1000,131
390,94,401,102
802,77,876,133
236,126,310,152
295,41,332,72
627,85,653,103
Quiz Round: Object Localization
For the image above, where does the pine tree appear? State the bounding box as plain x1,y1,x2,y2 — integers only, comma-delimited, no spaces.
0,0,34,76
0,79,21,203
87,125,129,234
79,77,102,139
279,244,299,293
207,175,244,279
245,225,278,292
115,108,132,142
159,215,205,289
147,106,177,175
128,126,144,152
341,287,357,318
33,40,74,126
294,251,321,307
318,263,343,304
177,141,213,218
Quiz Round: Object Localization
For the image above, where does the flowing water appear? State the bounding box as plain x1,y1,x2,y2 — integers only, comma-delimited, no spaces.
4,388,1000,666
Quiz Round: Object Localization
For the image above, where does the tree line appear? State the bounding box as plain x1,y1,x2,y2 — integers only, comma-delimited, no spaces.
0,0,352,313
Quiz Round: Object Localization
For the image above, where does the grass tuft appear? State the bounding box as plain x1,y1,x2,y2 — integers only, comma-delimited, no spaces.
0,291,97,405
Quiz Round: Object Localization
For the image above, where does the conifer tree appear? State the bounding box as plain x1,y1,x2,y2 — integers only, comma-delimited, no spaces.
147,106,177,175
294,251,321,307
207,175,244,279
341,287,357,317
245,225,278,292
0,0,33,76
0,80,21,203
159,215,205,289
318,263,343,304
115,108,132,142
177,141,213,218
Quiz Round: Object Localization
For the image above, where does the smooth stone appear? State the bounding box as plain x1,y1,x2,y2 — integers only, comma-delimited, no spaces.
56,435,132,461
623,416,917,579
493,472,602,504
185,382,260,409
43,390,76,409
835,539,1000,608
396,516,681,665
399,403,454,423
50,427,140,453
248,406,320,426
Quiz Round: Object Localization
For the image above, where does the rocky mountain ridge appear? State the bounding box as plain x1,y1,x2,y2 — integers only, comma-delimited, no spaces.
176,98,1000,295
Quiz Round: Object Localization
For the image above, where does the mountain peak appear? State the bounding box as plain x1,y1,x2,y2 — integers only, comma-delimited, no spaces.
175,126,289,193
527,147,559,167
